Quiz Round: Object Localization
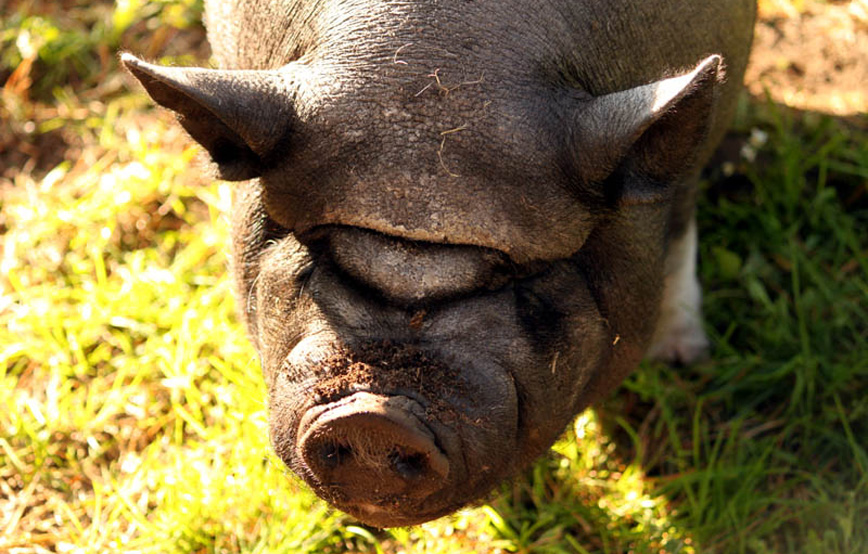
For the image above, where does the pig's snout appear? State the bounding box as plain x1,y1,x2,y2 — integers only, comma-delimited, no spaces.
297,393,450,502
274,338,519,527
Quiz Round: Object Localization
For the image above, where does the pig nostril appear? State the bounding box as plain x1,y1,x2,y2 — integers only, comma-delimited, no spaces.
389,451,428,480
319,442,352,470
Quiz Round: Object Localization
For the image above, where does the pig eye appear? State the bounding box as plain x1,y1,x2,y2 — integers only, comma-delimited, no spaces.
261,213,292,245
295,260,315,291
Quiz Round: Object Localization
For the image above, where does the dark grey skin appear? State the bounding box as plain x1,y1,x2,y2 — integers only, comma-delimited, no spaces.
123,0,755,528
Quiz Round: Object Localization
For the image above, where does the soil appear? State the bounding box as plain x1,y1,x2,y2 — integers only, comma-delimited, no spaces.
312,341,465,423
746,0,868,117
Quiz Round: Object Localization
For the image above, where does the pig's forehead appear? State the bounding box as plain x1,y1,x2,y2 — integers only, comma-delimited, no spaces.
262,62,590,263
289,56,559,173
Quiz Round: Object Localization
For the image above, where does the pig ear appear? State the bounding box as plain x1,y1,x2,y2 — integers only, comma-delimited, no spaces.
121,54,297,181
571,55,723,203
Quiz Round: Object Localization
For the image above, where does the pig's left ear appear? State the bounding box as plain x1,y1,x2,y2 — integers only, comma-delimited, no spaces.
570,55,724,203
121,54,297,181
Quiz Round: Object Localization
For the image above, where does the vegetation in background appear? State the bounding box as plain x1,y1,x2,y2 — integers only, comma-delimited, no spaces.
1,0,866,552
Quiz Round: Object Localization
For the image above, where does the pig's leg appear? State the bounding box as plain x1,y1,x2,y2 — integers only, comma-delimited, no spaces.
646,216,709,364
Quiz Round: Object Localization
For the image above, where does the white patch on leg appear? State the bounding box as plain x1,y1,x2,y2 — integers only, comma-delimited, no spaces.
646,219,709,364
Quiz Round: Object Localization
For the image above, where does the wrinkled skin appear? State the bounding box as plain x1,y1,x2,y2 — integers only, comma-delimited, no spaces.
124,0,755,527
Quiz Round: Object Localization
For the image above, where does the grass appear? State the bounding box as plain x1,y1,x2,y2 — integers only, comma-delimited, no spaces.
1,1,866,552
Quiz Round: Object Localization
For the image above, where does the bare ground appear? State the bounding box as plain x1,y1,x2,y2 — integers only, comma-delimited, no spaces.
748,0,868,117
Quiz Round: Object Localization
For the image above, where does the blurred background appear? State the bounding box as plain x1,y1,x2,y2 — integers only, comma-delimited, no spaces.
1,1,866,553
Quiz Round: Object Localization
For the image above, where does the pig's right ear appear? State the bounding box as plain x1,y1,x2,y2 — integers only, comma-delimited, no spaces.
568,55,723,204
121,54,297,181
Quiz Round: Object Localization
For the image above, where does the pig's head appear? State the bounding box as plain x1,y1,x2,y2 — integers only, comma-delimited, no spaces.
122,2,729,527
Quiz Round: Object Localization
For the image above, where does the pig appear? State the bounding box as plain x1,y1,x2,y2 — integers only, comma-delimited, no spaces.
122,0,755,528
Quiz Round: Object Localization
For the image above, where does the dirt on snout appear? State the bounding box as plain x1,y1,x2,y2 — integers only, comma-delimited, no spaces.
311,341,466,423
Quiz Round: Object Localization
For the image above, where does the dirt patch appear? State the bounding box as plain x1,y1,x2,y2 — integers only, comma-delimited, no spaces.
746,0,868,116
312,341,465,423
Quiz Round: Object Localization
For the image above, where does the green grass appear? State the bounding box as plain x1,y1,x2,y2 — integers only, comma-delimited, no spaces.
2,1,866,552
